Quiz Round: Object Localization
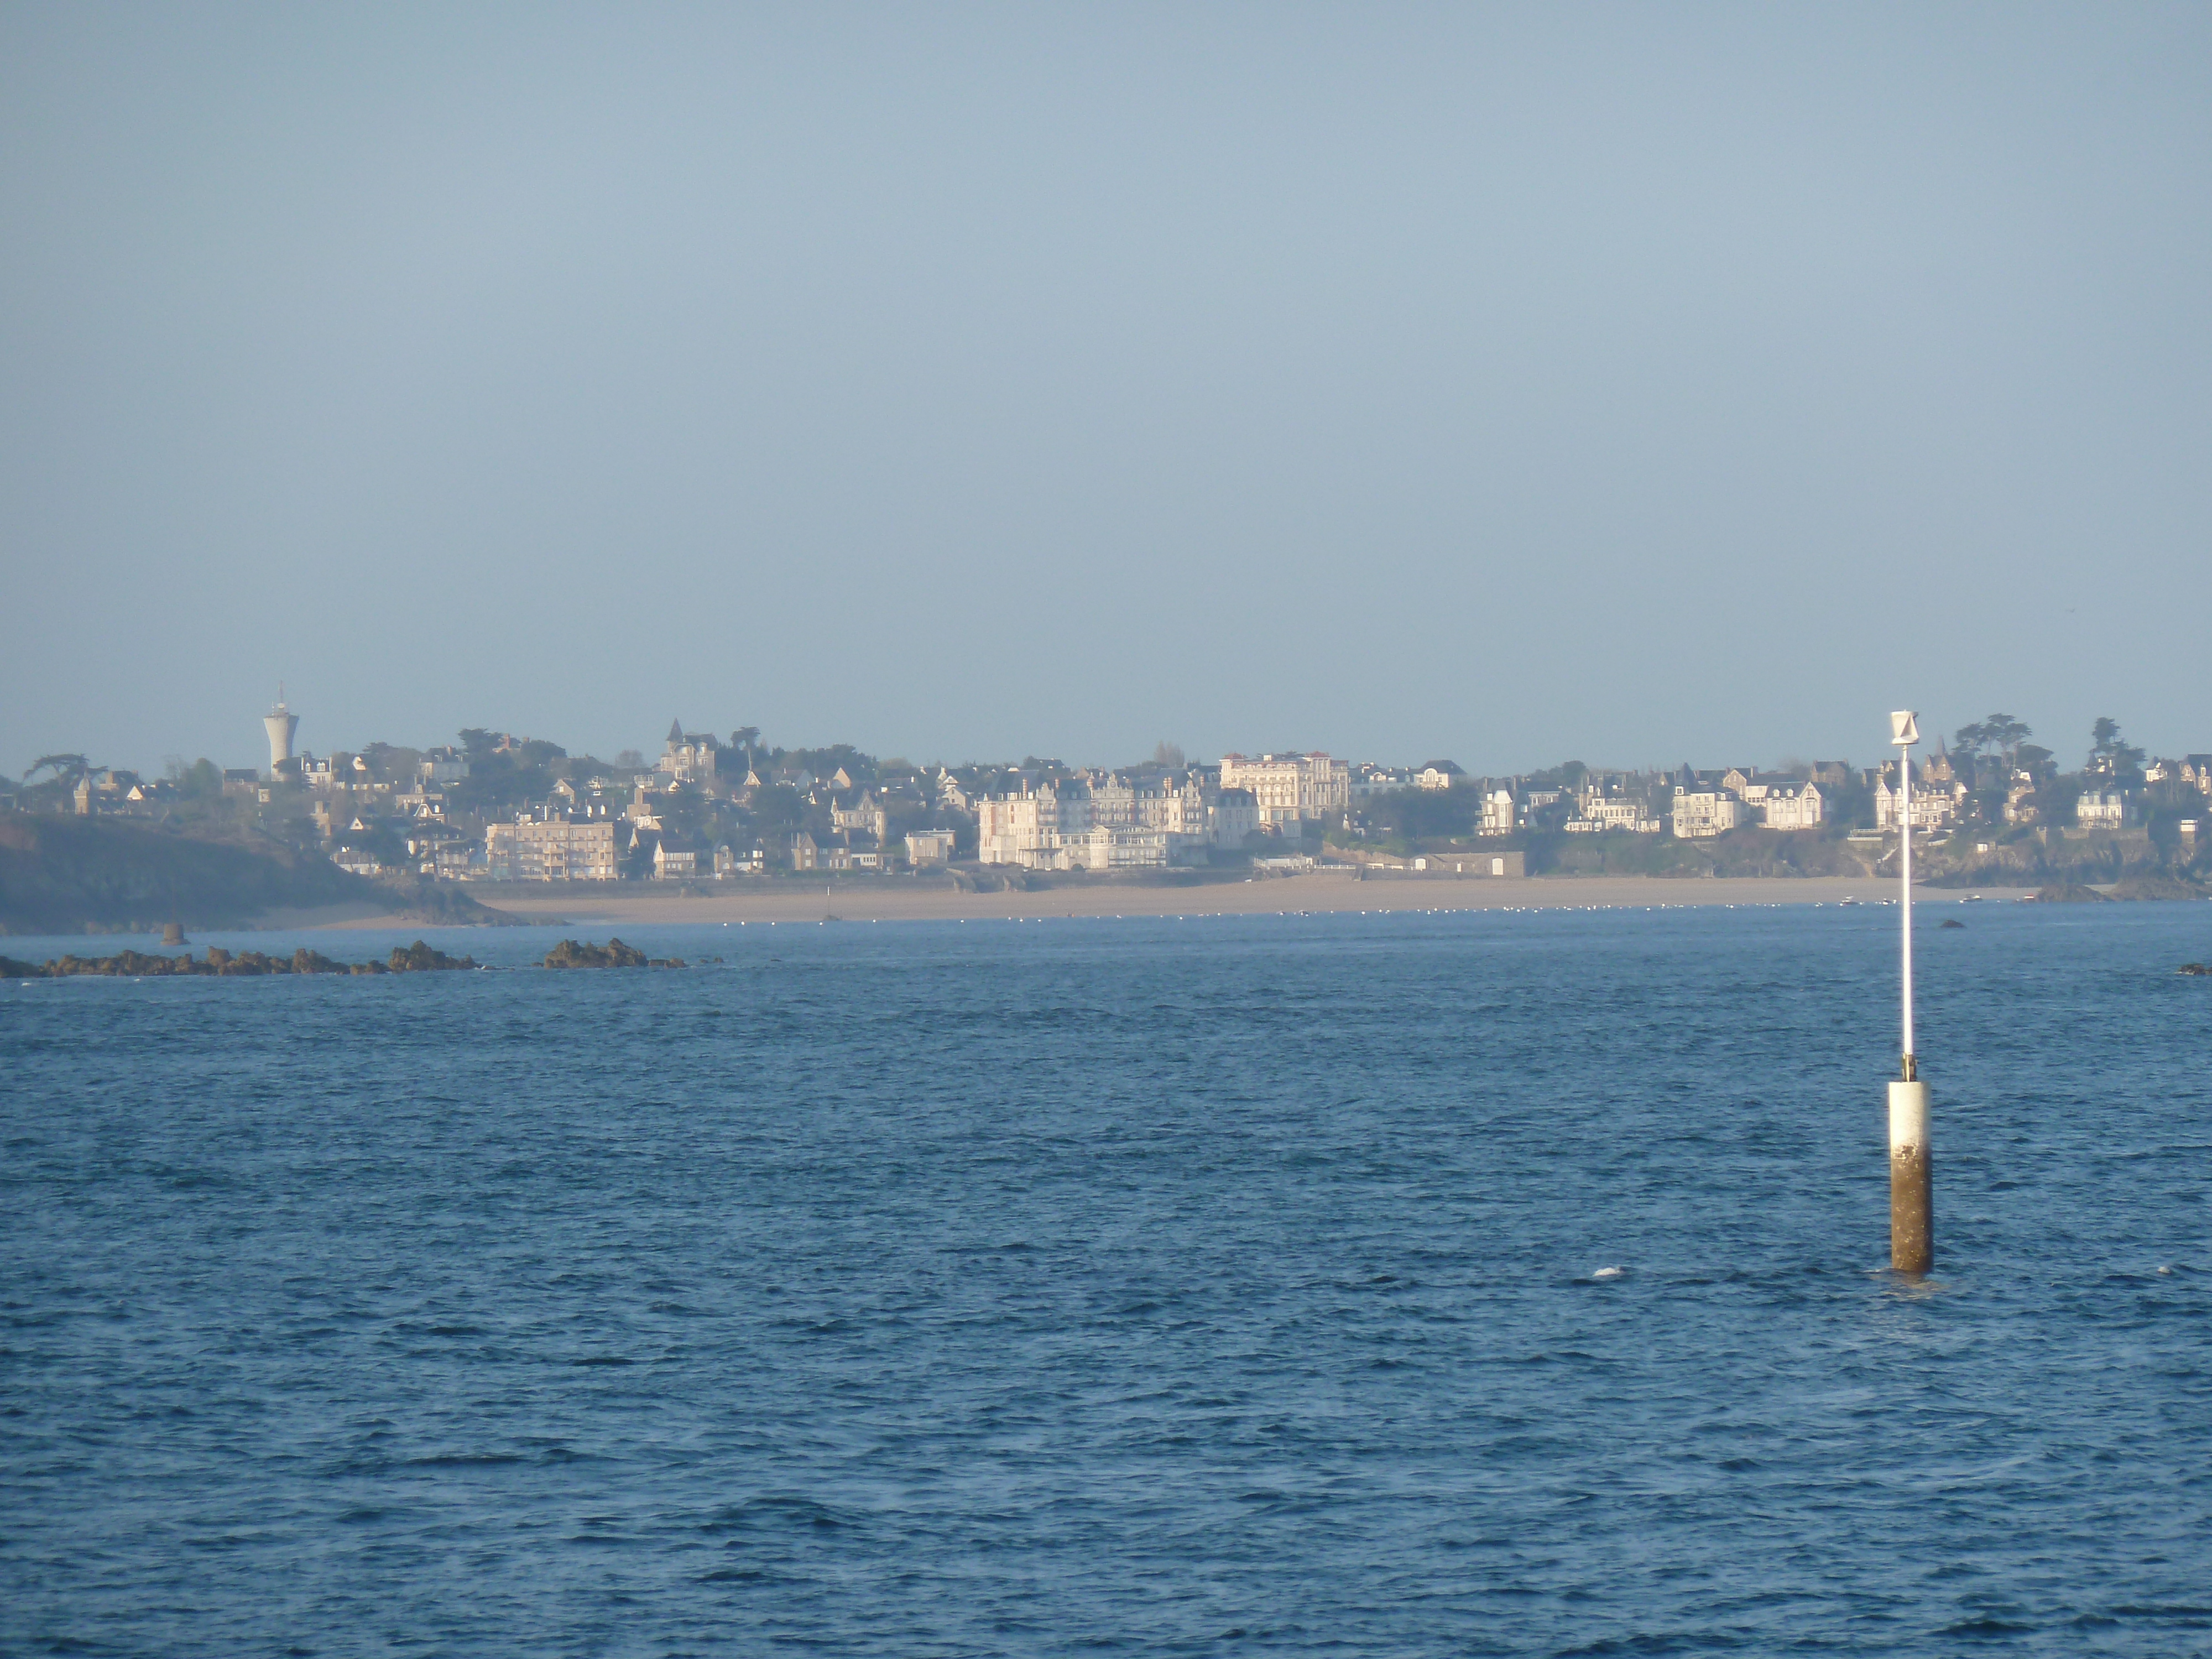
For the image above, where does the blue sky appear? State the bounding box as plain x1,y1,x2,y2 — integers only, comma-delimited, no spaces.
4,4,2206,776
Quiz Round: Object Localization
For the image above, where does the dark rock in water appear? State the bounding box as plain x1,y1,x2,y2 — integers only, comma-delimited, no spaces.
387,940,477,972
0,940,473,978
545,937,650,969
1940,918,1966,928
2180,962,2211,976
2030,883,2108,903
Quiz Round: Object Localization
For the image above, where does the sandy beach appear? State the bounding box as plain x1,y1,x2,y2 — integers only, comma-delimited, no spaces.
305,872,2010,929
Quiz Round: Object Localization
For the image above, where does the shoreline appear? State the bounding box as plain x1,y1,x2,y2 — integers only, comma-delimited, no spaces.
295,873,2009,929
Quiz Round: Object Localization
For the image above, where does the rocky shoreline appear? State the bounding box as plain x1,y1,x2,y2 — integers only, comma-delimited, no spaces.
0,937,695,978
1,940,478,978
544,937,686,968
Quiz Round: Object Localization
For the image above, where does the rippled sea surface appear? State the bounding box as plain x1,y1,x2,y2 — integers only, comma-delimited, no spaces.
4,901,2210,1656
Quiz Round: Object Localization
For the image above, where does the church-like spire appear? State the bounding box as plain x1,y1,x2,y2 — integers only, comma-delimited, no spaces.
667,717,684,745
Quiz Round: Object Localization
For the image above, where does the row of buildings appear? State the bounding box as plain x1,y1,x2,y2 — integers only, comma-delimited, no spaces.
1462,764,1842,840
972,753,1348,870
34,701,2210,884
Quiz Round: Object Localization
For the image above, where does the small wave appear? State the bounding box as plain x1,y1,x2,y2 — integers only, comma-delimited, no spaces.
402,1452,526,1468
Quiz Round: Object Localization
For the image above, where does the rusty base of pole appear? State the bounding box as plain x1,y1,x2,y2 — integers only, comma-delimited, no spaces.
1887,1073,1933,1275
1890,1145,1933,1275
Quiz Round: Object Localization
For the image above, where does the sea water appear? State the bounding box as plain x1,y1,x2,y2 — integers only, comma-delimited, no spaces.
3,902,2209,1655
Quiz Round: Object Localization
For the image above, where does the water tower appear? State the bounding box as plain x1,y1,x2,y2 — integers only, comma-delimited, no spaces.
264,689,299,775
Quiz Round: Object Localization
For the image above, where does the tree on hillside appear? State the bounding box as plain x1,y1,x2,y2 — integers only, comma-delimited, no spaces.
27,754,100,790
165,757,224,797
1366,785,1478,843
513,738,567,769
786,744,876,781
2086,717,2146,779
1517,760,1586,790
360,743,423,782
750,784,805,839
1956,714,2032,763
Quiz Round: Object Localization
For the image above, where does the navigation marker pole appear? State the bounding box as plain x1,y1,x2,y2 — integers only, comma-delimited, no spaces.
1888,709,1932,1274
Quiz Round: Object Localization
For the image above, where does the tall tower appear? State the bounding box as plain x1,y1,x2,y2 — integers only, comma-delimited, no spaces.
264,687,299,775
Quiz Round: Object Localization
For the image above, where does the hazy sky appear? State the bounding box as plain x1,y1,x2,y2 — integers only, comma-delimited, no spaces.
4,4,2207,778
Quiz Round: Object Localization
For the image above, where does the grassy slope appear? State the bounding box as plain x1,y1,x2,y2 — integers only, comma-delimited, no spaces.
0,812,372,933
1528,826,1869,878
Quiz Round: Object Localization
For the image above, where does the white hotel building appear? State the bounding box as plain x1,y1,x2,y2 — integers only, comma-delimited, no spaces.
1215,753,1349,830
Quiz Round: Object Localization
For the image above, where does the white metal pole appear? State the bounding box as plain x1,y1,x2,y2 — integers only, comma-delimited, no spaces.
1900,752,1913,1068
1887,709,1931,1273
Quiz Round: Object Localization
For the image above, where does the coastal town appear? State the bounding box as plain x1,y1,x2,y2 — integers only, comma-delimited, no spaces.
6,700,2208,896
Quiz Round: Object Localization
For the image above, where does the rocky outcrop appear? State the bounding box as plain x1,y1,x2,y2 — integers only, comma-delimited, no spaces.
2028,883,2108,902
382,940,479,972
542,937,685,969
0,941,477,978
377,877,522,926
2106,874,2208,901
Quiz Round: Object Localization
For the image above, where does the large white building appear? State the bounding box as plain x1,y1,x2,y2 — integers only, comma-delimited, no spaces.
1759,781,1825,832
1669,787,1740,838
976,785,1092,869
1210,788,1258,849
2076,790,2131,828
1566,795,1663,834
655,722,723,786
484,818,621,880
977,780,1222,869
832,790,889,841
1216,753,1349,829
1089,776,1198,832
1067,825,1196,870
1874,766,1963,831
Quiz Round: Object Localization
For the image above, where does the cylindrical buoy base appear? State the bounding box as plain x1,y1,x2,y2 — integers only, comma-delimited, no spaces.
1888,1079,1932,1275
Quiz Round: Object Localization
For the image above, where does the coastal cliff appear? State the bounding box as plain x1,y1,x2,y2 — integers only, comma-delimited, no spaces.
0,813,512,933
